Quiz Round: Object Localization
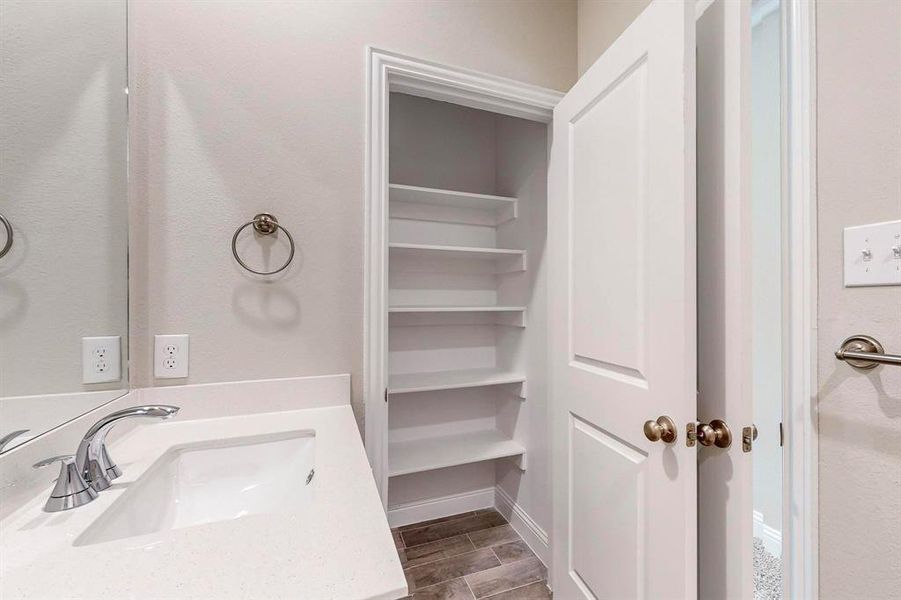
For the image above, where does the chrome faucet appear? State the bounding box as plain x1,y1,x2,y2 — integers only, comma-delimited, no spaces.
34,405,179,512
76,405,180,491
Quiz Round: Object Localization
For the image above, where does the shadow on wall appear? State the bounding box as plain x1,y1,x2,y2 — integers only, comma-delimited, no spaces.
817,362,901,456
231,282,302,331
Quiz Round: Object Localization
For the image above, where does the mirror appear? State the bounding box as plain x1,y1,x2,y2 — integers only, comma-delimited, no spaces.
0,0,129,453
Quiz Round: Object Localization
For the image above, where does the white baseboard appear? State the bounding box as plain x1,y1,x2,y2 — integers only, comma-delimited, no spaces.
387,487,495,528
754,510,783,558
495,486,550,565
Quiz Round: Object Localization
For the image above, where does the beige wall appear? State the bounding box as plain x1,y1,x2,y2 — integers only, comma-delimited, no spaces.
816,1,901,596
127,1,577,428
577,0,650,74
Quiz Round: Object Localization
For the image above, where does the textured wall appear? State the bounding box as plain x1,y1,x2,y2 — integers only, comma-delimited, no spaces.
816,1,901,596
577,0,650,75
127,1,578,428
0,0,128,401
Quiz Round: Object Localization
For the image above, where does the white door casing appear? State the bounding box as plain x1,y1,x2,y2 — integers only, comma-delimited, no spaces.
696,1,754,598
549,1,697,598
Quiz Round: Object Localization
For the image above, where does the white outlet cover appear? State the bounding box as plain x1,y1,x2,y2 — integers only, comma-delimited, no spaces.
154,334,189,379
82,336,121,384
843,220,901,287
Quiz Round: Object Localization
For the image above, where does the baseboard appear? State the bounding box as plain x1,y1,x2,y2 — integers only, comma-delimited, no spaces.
387,487,495,528
495,486,550,565
753,510,783,557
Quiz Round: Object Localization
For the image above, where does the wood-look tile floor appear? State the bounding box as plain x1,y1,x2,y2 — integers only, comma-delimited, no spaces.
394,509,551,600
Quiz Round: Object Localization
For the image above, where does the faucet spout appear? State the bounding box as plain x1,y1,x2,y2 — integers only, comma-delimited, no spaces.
76,405,180,491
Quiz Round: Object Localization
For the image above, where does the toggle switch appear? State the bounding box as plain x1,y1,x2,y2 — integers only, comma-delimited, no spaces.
843,220,901,286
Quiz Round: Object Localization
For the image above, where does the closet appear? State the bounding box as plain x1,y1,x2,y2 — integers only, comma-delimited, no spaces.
383,92,551,536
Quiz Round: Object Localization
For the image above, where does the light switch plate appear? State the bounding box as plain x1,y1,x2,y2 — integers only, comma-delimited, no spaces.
843,220,901,287
154,334,189,379
82,336,121,384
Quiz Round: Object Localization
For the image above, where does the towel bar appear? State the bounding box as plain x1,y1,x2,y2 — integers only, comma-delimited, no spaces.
835,335,901,369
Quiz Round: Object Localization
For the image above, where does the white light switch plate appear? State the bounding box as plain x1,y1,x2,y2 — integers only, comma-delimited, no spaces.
82,336,121,384
154,334,189,379
843,220,901,287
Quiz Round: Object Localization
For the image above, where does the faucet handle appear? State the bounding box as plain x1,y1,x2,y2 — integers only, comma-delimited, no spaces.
33,455,98,512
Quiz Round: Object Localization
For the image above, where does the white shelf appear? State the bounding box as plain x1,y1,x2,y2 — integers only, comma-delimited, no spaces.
389,243,526,272
389,243,524,260
390,184,517,210
388,367,526,394
388,430,526,477
389,184,518,226
388,305,526,313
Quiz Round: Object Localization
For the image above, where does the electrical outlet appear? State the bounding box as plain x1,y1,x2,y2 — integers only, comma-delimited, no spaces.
154,334,189,379
82,336,121,384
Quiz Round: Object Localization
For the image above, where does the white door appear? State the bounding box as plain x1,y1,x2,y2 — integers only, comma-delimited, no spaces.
549,1,697,598
696,1,755,598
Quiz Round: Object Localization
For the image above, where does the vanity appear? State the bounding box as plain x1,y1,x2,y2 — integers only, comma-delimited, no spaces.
0,375,407,599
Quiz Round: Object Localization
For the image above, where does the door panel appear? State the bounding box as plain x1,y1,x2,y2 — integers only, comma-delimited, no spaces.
570,416,647,599
571,59,647,379
696,1,754,598
550,1,697,598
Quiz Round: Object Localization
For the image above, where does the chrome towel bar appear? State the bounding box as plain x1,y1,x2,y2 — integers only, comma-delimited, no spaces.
835,335,901,369
231,212,296,276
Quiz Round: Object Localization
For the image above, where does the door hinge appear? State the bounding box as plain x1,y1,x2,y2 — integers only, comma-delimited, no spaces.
384,388,389,402
780,421,784,447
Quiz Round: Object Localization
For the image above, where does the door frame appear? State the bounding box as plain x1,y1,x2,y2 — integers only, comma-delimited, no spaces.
782,0,818,597
362,46,563,504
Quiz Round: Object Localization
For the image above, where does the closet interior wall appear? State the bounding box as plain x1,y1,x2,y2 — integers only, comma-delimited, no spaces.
385,93,551,543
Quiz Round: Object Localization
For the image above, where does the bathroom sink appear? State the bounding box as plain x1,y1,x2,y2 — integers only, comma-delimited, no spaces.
75,430,315,546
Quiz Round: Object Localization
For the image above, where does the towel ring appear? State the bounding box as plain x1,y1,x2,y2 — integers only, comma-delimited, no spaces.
0,212,12,259
231,213,295,276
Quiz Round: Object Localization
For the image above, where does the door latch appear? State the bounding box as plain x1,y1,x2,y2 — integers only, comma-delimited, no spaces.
741,425,758,453
687,420,732,448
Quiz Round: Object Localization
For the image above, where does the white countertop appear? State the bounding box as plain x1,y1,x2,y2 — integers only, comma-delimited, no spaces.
0,404,407,600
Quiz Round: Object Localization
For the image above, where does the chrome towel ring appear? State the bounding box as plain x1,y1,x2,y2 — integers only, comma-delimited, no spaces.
231,213,295,276
0,212,12,259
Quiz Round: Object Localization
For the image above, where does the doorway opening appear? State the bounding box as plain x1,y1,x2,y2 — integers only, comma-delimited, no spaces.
750,0,784,597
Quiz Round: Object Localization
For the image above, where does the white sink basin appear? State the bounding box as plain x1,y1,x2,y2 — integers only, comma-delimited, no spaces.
75,430,315,546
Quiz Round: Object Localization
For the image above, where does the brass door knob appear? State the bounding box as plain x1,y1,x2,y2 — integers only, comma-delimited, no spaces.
643,416,677,444
694,419,732,448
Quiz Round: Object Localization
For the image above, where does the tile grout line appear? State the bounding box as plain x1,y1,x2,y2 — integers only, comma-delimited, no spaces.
400,539,480,572
402,514,507,553
467,556,546,598
462,573,478,600
397,511,478,538
481,578,550,600
405,530,473,552
407,547,498,595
